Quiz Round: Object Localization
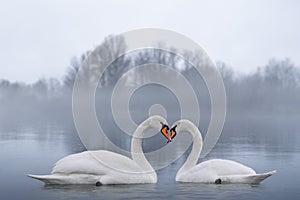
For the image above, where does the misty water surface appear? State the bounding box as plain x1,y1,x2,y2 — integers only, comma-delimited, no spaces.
0,112,299,200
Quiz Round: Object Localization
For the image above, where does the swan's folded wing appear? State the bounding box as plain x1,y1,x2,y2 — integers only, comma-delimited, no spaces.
51,151,107,175
52,150,144,175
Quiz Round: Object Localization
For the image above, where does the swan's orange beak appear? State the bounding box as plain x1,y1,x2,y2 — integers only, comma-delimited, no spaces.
170,125,177,139
160,123,172,143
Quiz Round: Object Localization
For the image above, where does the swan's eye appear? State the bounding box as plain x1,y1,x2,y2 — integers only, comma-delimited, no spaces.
170,125,177,139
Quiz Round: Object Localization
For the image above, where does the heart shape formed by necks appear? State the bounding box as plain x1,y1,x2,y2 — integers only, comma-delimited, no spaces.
160,123,177,143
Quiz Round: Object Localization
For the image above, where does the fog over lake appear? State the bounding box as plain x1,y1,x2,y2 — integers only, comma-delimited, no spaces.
1,38,300,199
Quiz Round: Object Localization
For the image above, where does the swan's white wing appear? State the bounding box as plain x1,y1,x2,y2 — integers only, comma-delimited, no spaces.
52,150,144,175
188,159,255,176
178,159,256,183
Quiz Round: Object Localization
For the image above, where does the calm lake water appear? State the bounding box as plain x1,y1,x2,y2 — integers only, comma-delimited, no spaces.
0,114,299,200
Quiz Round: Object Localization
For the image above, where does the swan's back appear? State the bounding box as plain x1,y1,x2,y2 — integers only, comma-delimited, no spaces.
178,159,256,183
192,159,256,175
52,150,143,175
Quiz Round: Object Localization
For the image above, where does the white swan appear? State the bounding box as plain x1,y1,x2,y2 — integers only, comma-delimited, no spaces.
171,120,276,184
27,115,168,185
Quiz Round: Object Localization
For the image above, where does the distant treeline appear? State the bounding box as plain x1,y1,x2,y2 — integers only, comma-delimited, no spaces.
1,35,299,125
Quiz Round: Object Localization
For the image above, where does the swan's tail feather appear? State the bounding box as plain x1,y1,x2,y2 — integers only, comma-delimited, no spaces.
246,170,277,184
27,174,102,185
27,174,61,184
220,170,277,184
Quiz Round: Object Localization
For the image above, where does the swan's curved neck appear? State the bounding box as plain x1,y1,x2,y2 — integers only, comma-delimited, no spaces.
176,121,203,180
131,118,155,173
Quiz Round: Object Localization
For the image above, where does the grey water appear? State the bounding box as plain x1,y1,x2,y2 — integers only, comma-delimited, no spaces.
0,114,299,200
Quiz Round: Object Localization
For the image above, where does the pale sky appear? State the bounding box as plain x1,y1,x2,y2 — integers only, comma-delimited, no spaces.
0,0,299,83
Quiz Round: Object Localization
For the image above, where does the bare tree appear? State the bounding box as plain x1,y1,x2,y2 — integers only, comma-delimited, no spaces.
263,58,300,88
63,35,129,88
63,51,90,88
